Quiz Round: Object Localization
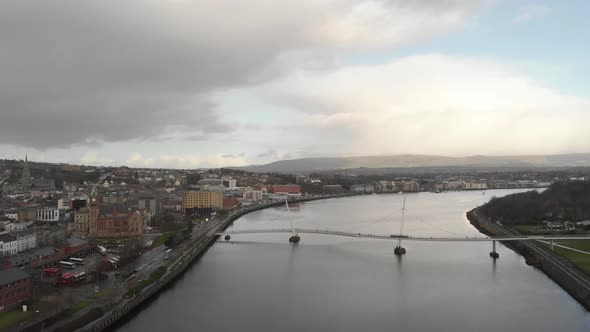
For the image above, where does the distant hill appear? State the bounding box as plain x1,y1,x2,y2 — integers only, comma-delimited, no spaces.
231,153,590,173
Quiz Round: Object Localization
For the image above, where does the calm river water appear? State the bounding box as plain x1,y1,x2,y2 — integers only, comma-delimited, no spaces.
120,190,590,331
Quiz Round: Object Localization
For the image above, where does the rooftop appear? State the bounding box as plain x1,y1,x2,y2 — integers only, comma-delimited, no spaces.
0,268,29,285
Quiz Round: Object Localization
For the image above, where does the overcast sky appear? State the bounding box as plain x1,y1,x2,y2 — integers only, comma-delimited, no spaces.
2,1,589,168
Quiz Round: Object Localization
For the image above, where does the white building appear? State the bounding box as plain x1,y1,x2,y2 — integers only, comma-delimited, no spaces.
36,208,60,222
350,184,375,193
223,179,237,189
57,199,67,210
243,190,263,202
13,230,37,253
5,222,33,232
0,234,18,255
3,213,18,221
464,182,488,190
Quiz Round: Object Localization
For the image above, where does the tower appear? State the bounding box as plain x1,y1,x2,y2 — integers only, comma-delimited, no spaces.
21,155,31,189
88,195,102,237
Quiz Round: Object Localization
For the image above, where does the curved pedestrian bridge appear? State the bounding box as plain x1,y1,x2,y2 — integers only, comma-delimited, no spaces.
217,229,590,242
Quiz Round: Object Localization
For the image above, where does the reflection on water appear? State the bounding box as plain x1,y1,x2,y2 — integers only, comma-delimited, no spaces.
121,190,590,332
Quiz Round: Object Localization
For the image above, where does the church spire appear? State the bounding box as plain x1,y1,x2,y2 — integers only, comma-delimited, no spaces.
22,155,31,189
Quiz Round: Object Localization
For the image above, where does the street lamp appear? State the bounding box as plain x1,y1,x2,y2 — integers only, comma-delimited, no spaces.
35,310,44,332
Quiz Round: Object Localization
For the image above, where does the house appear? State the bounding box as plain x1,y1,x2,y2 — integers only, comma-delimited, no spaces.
545,221,564,230
0,269,31,312
0,234,18,256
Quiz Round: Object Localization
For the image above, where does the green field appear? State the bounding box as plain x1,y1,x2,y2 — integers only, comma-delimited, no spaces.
513,224,545,234
542,240,590,276
0,302,52,329
71,300,92,313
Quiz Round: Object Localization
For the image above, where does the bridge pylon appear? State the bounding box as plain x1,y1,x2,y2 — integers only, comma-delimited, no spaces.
394,197,407,256
489,240,499,259
286,198,300,244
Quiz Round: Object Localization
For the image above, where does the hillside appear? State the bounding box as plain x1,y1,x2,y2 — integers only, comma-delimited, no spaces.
232,153,590,173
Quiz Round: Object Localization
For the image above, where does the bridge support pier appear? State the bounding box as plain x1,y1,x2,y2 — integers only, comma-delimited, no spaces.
489,240,499,259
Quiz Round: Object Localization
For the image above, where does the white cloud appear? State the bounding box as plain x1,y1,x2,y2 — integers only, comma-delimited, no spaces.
254,54,590,156
158,154,250,169
514,4,550,23
80,151,113,165
127,153,156,168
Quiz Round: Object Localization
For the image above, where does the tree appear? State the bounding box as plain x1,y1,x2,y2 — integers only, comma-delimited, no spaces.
185,215,194,233
186,173,201,186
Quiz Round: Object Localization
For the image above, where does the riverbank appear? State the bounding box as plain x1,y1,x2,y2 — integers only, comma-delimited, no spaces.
467,208,590,312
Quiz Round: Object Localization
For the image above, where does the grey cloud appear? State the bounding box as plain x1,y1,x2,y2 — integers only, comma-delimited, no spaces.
184,134,208,141
0,1,480,149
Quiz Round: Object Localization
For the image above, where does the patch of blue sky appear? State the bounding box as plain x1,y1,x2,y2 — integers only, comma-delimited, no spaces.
345,0,590,96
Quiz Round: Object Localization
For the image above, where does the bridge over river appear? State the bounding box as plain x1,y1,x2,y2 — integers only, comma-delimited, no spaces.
217,228,590,258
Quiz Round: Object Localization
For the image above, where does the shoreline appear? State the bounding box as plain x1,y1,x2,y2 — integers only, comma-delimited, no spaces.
467,208,590,312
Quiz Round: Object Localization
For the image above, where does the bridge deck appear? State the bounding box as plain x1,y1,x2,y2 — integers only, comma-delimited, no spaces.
217,229,590,242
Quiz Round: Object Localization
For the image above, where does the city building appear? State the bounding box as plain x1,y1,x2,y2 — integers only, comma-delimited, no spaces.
243,190,263,202
272,185,302,198
73,208,90,236
395,181,420,192
223,179,237,189
3,222,32,232
323,185,344,193
89,210,145,238
0,269,31,312
70,198,87,211
0,234,17,256
17,207,37,223
35,226,67,246
13,230,36,253
182,191,223,215
463,182,488,190
138,196,158,216
375,181,396,192
36,208,60,222
223,197,240,210
198,178,224,186
84,196,144,238
350,184,375,193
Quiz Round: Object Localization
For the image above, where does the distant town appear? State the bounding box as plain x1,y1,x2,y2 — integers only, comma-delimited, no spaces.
0,156,588,330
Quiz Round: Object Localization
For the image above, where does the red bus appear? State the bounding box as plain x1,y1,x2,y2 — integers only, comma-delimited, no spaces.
60,273,75,286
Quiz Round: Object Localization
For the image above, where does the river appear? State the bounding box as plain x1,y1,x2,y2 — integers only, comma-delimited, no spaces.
119,189,590,331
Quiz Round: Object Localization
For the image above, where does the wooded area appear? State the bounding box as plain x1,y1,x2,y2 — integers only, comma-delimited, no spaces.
481,181,590,225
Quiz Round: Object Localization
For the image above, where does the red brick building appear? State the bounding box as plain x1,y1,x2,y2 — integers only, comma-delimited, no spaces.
222,197,240,210
0,269,31,312
272,185,301,196
87,195,145,238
